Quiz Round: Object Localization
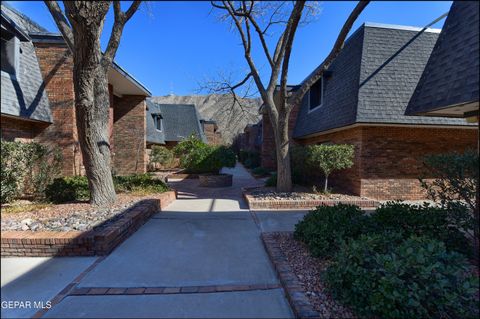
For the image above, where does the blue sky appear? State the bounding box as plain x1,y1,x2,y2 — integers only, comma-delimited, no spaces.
7,1,452,96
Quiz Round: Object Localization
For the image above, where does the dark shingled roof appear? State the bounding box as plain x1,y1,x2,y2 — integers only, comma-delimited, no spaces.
146,100,166,145
406,1,479,116
1,4,52,123
293,22,472,139
146,99,207,145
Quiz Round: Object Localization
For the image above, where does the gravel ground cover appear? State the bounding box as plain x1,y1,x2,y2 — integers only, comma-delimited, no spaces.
249,186,371,201
1,193,167,232
274,232,356,318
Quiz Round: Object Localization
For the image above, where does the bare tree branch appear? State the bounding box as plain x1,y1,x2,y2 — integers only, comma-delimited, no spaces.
279,1,305,110
222,1,266,97
290,0,370,107
103,1,142,67
44,1,74,51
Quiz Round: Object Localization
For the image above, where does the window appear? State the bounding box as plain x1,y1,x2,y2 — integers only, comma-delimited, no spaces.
1,30,16,74
309,77,323,111
153,114,162,131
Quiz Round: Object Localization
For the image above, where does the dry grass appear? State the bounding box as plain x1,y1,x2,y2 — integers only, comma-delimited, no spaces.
1,203,52,215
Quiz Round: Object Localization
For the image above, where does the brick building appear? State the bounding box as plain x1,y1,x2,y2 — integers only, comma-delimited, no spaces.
1,4,151,176
260,13,478,200
237,121,262,153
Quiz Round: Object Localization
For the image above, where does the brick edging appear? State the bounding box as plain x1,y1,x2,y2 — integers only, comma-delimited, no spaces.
1,191,176,257
69,283,281,296
243,189,378,211
262,232,320,319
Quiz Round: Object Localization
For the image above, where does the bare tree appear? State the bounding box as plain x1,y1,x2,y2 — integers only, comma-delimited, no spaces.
211,1,369,191
44,1,141,206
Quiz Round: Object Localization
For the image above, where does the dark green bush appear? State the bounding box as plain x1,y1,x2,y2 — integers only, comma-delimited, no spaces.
114,174,169,194
420,150,478,211
251,167,269,176
294,204,367,257
370,201,473,256
265,172,277,187
238,150,249,163
239,150,260,169
290,145,312,185
1,140,62,203
325,233,479,319
183,145,236,174
45,176,90,203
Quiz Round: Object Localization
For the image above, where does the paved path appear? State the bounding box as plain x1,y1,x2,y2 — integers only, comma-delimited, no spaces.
2,164,307,318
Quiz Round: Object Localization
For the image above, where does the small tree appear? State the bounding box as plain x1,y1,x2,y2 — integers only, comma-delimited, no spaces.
307,144,355,192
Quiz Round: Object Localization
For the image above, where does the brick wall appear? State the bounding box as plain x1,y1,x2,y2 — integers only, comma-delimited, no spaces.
300,125,477,200
203,122,222,145
112,95,147,175
33,43,80,176
0,116,49,142
359,126,477,200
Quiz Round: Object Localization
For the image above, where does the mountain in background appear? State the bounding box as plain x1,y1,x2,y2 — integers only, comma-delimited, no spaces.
150,94,262,144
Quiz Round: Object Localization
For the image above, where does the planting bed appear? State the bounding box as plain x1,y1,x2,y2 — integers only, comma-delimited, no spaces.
1,191,176,257
244,187,378,210
262,232,355,319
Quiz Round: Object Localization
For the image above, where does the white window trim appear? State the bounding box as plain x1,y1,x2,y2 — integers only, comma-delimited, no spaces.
307,77,324,114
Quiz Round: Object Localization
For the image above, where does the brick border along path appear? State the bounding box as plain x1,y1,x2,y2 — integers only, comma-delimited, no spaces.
69,283,282,296
262,232,320,319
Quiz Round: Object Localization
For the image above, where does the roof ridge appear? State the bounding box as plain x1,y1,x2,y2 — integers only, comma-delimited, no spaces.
1,2,48,33
363,22,441,33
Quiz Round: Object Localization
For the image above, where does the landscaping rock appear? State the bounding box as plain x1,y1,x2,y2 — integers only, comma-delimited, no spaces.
1,193,170,232
273,232,355,318
249,188,371,201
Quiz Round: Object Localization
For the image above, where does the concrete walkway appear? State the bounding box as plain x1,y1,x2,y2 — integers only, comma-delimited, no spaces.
2,164,307,318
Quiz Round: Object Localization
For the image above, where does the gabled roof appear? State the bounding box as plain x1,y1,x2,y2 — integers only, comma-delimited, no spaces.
406,1,479,117
146,99,207,145
1,3,52,123
293,22,472,139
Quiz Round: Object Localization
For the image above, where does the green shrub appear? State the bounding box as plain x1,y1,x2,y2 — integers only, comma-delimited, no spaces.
290,145,313,185
238,150,249,163
238,150,260,168
265,172,277,187
114,174,168,194
420,150,478,211
306,144,355,192
251,167,269,176
182,145,236,174
325,233,479,319
1,141,62,203
150,146,175,168
294,204,367,257
370,201,473,256
173,134,205,158
45,176,90,203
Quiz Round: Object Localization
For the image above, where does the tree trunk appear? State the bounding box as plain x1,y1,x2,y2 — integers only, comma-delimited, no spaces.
324,175,329,193
273,112,292,192
71,15,116,206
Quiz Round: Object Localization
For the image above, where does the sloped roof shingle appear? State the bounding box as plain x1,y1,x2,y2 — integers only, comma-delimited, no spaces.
406,1,479,115
146,99,207,145
1,3,52,123
293,22,472,139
